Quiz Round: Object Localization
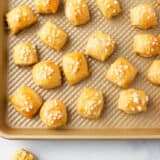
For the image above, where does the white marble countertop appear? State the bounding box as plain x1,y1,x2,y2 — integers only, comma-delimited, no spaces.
1,138,160,159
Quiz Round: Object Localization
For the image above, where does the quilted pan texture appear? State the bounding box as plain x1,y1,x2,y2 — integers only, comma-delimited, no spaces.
6,0,160,130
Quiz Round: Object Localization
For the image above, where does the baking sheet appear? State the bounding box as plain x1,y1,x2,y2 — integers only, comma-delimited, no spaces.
1,0,160,139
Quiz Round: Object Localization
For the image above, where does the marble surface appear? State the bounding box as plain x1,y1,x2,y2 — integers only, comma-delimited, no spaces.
1,138,160,159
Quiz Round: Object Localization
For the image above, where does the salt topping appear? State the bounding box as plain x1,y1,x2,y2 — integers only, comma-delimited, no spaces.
152,41,157,45
117,81,122,85
24,102,33,111
103,39,115,53
147,15,151,20
82,4,86,8
112,9,117,14
105,0,119,9
53,100,58,106
47,36,52,44
113,0,118,5
22,11,28,17
19,45,33,61
14,8,21,22
55,30,61,38
146,38,159,53
133,96,139,103
77,0,82,4
40,64,54,80
14,8,30,22
45,0,51,5
75,8,81,16
95,92,100,97
106,41,113,47
15,14,20,22
137,106,142,111
123,65,129,69
84,99,101,115
146,96,149,102
113,62,129,82
106,4,111,9
135,5,156,23
51,29,61,39
154,70,160,76
131,107,135,111
151,48,155,52
48,111,63,124
21,96,33,113
132,92,139,104
146,8,155,20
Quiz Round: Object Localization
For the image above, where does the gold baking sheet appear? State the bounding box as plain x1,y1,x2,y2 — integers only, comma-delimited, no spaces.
1,0,160,139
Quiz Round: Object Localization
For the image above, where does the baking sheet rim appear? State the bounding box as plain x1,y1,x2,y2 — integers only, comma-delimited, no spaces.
1,0,160,139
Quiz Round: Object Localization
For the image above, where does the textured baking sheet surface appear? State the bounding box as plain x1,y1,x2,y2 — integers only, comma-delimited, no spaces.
6,0,160,130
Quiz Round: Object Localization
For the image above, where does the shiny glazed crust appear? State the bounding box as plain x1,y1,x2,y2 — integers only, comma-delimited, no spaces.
40,100,67,128
6,5,37,34
62,52,90,85
77,87,104,119
9,86,43,118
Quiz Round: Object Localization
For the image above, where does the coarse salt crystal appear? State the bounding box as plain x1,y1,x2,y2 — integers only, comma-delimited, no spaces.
146,96,149,102
131,107,135,111
106,4,111,8
137,106,142,111
112,9,117,13
133,97,139,103
113,0,118,5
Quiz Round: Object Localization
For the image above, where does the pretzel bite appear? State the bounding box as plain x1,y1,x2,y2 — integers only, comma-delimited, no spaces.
77,87,104,119
9,86,43,118
6,6,37,34
38,21,68,51
62,52,90,85
40,100,67,128
106,57,138,88
85,31,116,61
13,42,38,66
32,61,62,89
130,4,157,29
147,60,160,85
133,34,160,57
65,0,90,26
118,89,148,114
